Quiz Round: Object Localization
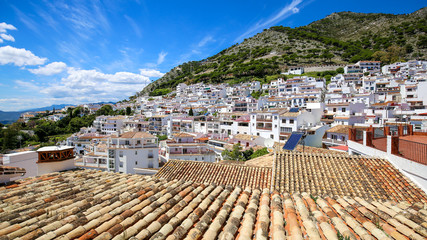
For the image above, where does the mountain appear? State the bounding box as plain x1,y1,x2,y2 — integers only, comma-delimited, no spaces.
21,104,75,112
140,7,427,96
0,104,75,124
0,111,22,124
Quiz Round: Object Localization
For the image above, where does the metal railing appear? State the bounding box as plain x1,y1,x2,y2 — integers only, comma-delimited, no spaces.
398,139,427,165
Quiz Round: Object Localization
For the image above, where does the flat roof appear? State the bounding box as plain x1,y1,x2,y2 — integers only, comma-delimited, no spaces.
37,146,74,152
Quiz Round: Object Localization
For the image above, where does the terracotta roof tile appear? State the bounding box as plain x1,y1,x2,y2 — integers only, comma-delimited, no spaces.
273,151,427,203
0,169,427,240
155,160,272,189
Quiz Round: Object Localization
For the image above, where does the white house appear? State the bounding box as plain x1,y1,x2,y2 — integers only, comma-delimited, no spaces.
78,132,159,175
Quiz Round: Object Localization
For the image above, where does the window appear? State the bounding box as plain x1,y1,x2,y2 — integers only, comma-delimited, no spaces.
333,108,337,112
135,151,137,155
119,161,123,167
202,157,204,160
270,134,274,139
342,108,346,112
136,140,141,145
274,125,277,128
119,151,123,157
289,119,294,124
274,116,277,120
282,119,286,124
125,140,130,145
148,150,154,158
257,133,260,136
135,161,138,165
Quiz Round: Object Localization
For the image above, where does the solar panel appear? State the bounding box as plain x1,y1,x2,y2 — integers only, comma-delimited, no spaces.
289,107,299,112
283,132,304,151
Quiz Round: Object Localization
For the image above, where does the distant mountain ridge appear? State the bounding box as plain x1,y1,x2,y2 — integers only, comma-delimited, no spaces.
139,7,427,96
0,104,75,124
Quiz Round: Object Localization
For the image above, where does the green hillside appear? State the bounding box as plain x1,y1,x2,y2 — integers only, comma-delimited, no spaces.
140,7,427,96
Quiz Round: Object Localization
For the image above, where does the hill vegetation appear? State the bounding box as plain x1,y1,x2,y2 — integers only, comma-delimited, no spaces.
0,105,131,153
140,7,427,96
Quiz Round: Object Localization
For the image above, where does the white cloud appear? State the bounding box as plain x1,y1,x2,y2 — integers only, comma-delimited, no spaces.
0,22,17,42
15,80,40,91
124,15,142,38
157,51,167,65
31,68,155,101
139,68,165,78
0,33,15,42
0,46,47,66
177,35,216,64
28,61,68,75
235,0,304,42
197,35,215,48
0,22,16,33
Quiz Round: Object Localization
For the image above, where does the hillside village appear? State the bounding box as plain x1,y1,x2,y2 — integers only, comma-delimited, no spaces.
1,59,427,240
2,3,427,239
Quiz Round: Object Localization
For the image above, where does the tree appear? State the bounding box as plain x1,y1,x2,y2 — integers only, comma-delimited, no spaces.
96,105,114,116
189,107,194,116
69,118,85,133
157,135,168,141
126,106,132,115
34,128,48,142
250,147,269,159
242,148,254,160
336,67,344,74
222,143,246,161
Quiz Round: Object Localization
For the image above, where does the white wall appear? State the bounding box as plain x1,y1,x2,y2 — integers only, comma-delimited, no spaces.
116,148,159,174
3,151,38,180
38,159,75,176
166,153,216,162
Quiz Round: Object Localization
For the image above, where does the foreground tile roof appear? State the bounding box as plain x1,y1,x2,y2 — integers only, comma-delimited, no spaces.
0,169,426,240
273,151,427,203
156,160,272,189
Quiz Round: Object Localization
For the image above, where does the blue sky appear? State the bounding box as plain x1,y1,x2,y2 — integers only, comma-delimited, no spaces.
0,0,425,111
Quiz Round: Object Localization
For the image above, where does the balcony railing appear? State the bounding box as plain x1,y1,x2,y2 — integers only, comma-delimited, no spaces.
256,118,272,122
397,139,427,165
256,126,272,130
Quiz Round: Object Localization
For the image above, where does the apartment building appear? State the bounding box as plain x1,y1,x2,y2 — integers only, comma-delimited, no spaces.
78,132,159,175
159,133,216,162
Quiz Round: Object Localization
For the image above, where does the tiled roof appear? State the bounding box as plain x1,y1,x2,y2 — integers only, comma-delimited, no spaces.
0,169,426,240
172,133,195,138
326,125,367,134
119,132,156,139
273,151,427,203
156,160,272,189
232,134,260,142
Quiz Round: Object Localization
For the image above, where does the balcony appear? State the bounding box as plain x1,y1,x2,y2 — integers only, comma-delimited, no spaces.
256,118,272,122
256,125,272,130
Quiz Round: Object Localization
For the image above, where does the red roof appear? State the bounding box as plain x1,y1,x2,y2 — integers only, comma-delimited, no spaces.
329,145,349,151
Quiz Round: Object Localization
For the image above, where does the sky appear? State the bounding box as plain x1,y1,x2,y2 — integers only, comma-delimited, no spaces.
0,0,425,111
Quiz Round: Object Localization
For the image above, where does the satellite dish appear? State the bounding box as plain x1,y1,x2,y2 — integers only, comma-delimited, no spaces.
264,138,274,148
